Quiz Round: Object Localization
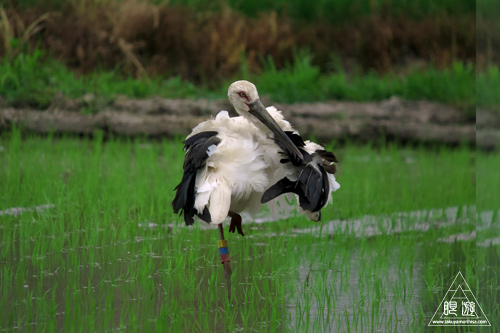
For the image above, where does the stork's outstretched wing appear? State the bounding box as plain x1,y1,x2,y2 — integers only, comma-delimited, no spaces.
262,131,339,220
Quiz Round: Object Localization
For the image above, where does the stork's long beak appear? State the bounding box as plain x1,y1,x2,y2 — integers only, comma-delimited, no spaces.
248,99,303,161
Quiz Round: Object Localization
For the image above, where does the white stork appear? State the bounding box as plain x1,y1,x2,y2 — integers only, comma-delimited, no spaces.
172,80,340,235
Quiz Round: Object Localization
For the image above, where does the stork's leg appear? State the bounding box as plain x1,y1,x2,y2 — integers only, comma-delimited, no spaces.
217,224,232,301
228,211,244,236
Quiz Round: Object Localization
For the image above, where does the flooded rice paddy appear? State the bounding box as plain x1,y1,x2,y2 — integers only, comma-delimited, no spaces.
1,131,498,331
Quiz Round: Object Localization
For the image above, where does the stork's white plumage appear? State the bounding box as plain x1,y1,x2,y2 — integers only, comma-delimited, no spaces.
172,80,340,235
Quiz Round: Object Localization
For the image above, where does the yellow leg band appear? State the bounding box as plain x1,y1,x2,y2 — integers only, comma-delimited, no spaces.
218,240,228,248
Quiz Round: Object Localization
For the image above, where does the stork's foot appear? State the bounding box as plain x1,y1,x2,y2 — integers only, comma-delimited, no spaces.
228,211,244,236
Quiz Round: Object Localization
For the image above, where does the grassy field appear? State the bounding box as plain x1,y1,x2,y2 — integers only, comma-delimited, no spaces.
0,49,481,115
1,129,497,331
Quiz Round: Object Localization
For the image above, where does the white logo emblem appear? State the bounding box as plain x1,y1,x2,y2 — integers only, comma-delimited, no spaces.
429,271,491,326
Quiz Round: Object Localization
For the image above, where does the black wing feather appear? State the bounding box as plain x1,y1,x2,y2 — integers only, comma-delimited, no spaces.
316,150,339,163
172,131,220,225
316,149,338,174
284,131,306,147
273,131,307,165
262,139,338,216
261,178,299,203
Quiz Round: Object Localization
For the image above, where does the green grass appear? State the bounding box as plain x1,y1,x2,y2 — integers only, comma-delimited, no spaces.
255,55,476,112
0,48,214,110
0,49,477,114
477,66,500,112
1,129,496,331
477,152,500,212
476,151,500,332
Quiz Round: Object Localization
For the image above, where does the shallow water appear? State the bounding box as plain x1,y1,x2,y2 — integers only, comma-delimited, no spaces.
2,204,497,331
287,243,423,331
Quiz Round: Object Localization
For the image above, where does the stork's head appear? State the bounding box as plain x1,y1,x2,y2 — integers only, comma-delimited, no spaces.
228,80,260,113
228,80,303,160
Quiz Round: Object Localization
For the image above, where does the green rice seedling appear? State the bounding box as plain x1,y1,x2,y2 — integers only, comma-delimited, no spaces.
0,131,491,331
477,151,500,212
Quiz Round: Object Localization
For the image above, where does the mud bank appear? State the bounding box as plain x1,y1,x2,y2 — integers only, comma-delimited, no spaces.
1,97,494,148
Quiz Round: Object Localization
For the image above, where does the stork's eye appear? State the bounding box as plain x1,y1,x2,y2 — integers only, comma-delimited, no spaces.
239,92,246,98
